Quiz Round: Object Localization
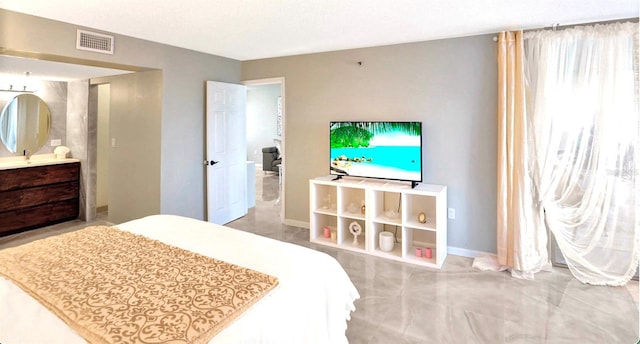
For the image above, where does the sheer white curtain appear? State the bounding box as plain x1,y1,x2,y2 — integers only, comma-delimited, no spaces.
523,22,638,286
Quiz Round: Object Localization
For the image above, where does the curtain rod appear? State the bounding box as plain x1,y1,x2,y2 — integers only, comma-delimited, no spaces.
492,17,638,41
523,17,638,33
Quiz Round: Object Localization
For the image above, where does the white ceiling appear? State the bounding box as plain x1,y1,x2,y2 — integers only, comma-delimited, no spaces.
0,0,638,81
1,0,638,62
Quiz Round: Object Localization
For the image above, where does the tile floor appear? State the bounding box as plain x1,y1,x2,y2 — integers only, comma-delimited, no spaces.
229,173,640,344
1,172,638,343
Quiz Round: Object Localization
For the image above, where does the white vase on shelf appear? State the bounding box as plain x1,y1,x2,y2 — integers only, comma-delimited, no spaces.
379,231,394,252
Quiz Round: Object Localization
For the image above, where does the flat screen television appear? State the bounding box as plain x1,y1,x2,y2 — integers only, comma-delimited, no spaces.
330,121,422,186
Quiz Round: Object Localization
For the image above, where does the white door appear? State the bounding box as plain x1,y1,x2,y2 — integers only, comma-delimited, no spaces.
206,81,247,224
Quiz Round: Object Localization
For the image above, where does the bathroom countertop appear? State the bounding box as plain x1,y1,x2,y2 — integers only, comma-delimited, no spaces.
0,154,80,170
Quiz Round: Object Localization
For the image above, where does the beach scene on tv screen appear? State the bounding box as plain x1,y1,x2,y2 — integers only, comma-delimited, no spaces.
330,122,422,182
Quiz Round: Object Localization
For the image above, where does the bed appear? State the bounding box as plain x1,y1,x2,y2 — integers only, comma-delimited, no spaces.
0,214,359,344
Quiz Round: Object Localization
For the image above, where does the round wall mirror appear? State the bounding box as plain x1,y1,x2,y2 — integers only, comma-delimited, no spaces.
0,94,51,155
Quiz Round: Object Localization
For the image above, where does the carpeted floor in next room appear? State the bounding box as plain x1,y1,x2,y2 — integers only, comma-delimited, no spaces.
1,171,638,344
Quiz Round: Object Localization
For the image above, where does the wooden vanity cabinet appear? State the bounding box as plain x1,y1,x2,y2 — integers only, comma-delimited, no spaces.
0,162,80,236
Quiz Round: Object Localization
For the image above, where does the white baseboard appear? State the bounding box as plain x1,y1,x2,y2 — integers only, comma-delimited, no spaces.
447,246,494,258
284,219,309,229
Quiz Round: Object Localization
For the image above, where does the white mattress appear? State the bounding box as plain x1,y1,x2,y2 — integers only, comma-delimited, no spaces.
0,215,359,344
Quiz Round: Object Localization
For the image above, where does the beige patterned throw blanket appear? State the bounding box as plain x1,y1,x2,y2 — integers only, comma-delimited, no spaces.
0,226,279,344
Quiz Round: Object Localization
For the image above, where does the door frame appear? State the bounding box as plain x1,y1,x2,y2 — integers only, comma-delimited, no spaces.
242,77,285,221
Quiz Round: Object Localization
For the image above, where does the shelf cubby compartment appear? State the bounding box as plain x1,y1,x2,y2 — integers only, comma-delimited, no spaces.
338,186,366,219
371,189,402,225
404,227,441,268
310,182,337,215
370,222,402,259
309,213,338,245
337,217,366,252
310,177,447,269
404,193,437,230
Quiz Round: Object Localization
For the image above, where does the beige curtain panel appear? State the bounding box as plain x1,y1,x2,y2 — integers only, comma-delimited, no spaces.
495,31,551,279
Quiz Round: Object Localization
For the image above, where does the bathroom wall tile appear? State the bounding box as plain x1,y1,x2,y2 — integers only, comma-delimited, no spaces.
66,80,90,220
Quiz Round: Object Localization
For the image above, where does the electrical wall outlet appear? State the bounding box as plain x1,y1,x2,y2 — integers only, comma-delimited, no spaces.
50,139,61,146
448,208,456,219
111,138,116,148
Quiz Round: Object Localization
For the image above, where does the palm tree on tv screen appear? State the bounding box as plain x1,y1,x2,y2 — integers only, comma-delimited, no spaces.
330,122,420,148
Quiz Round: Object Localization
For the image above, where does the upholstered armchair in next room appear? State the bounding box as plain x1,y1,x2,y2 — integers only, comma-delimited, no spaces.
262,146,282,173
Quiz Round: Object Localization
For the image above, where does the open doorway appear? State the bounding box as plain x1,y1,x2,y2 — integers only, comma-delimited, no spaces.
243,77,285,221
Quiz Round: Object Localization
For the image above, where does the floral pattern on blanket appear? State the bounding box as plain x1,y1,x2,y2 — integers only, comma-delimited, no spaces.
0,226,279,344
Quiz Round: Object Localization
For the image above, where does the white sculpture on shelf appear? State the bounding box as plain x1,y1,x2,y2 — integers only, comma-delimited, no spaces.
349,221,362,246
385,209,398,219
322,194,332,209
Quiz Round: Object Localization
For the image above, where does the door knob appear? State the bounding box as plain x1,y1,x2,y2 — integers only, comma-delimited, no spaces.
203,160,220,166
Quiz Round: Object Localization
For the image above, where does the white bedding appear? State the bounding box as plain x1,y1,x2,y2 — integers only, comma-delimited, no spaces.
0,215,359,344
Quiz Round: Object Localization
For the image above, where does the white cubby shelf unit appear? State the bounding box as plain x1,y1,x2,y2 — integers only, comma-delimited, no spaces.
309,176,447,268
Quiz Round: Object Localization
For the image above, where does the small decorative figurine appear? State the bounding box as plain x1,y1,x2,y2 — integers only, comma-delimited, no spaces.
418,212,427,223
360,201,366,215
349,221,362,245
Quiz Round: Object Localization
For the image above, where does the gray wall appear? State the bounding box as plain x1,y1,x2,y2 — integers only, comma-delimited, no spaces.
242,36,498,254
247,84,281,164
1,9,241,221
96,84,109,208
104,71,162,224
2,8,499,253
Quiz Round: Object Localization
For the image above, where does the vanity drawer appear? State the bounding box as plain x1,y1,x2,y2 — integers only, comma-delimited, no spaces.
0,181,79,212
0,162,80,236
0,199,79,235
0,162,80,192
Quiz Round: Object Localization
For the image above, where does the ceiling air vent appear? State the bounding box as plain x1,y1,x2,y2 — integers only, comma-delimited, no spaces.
76,29,114,54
